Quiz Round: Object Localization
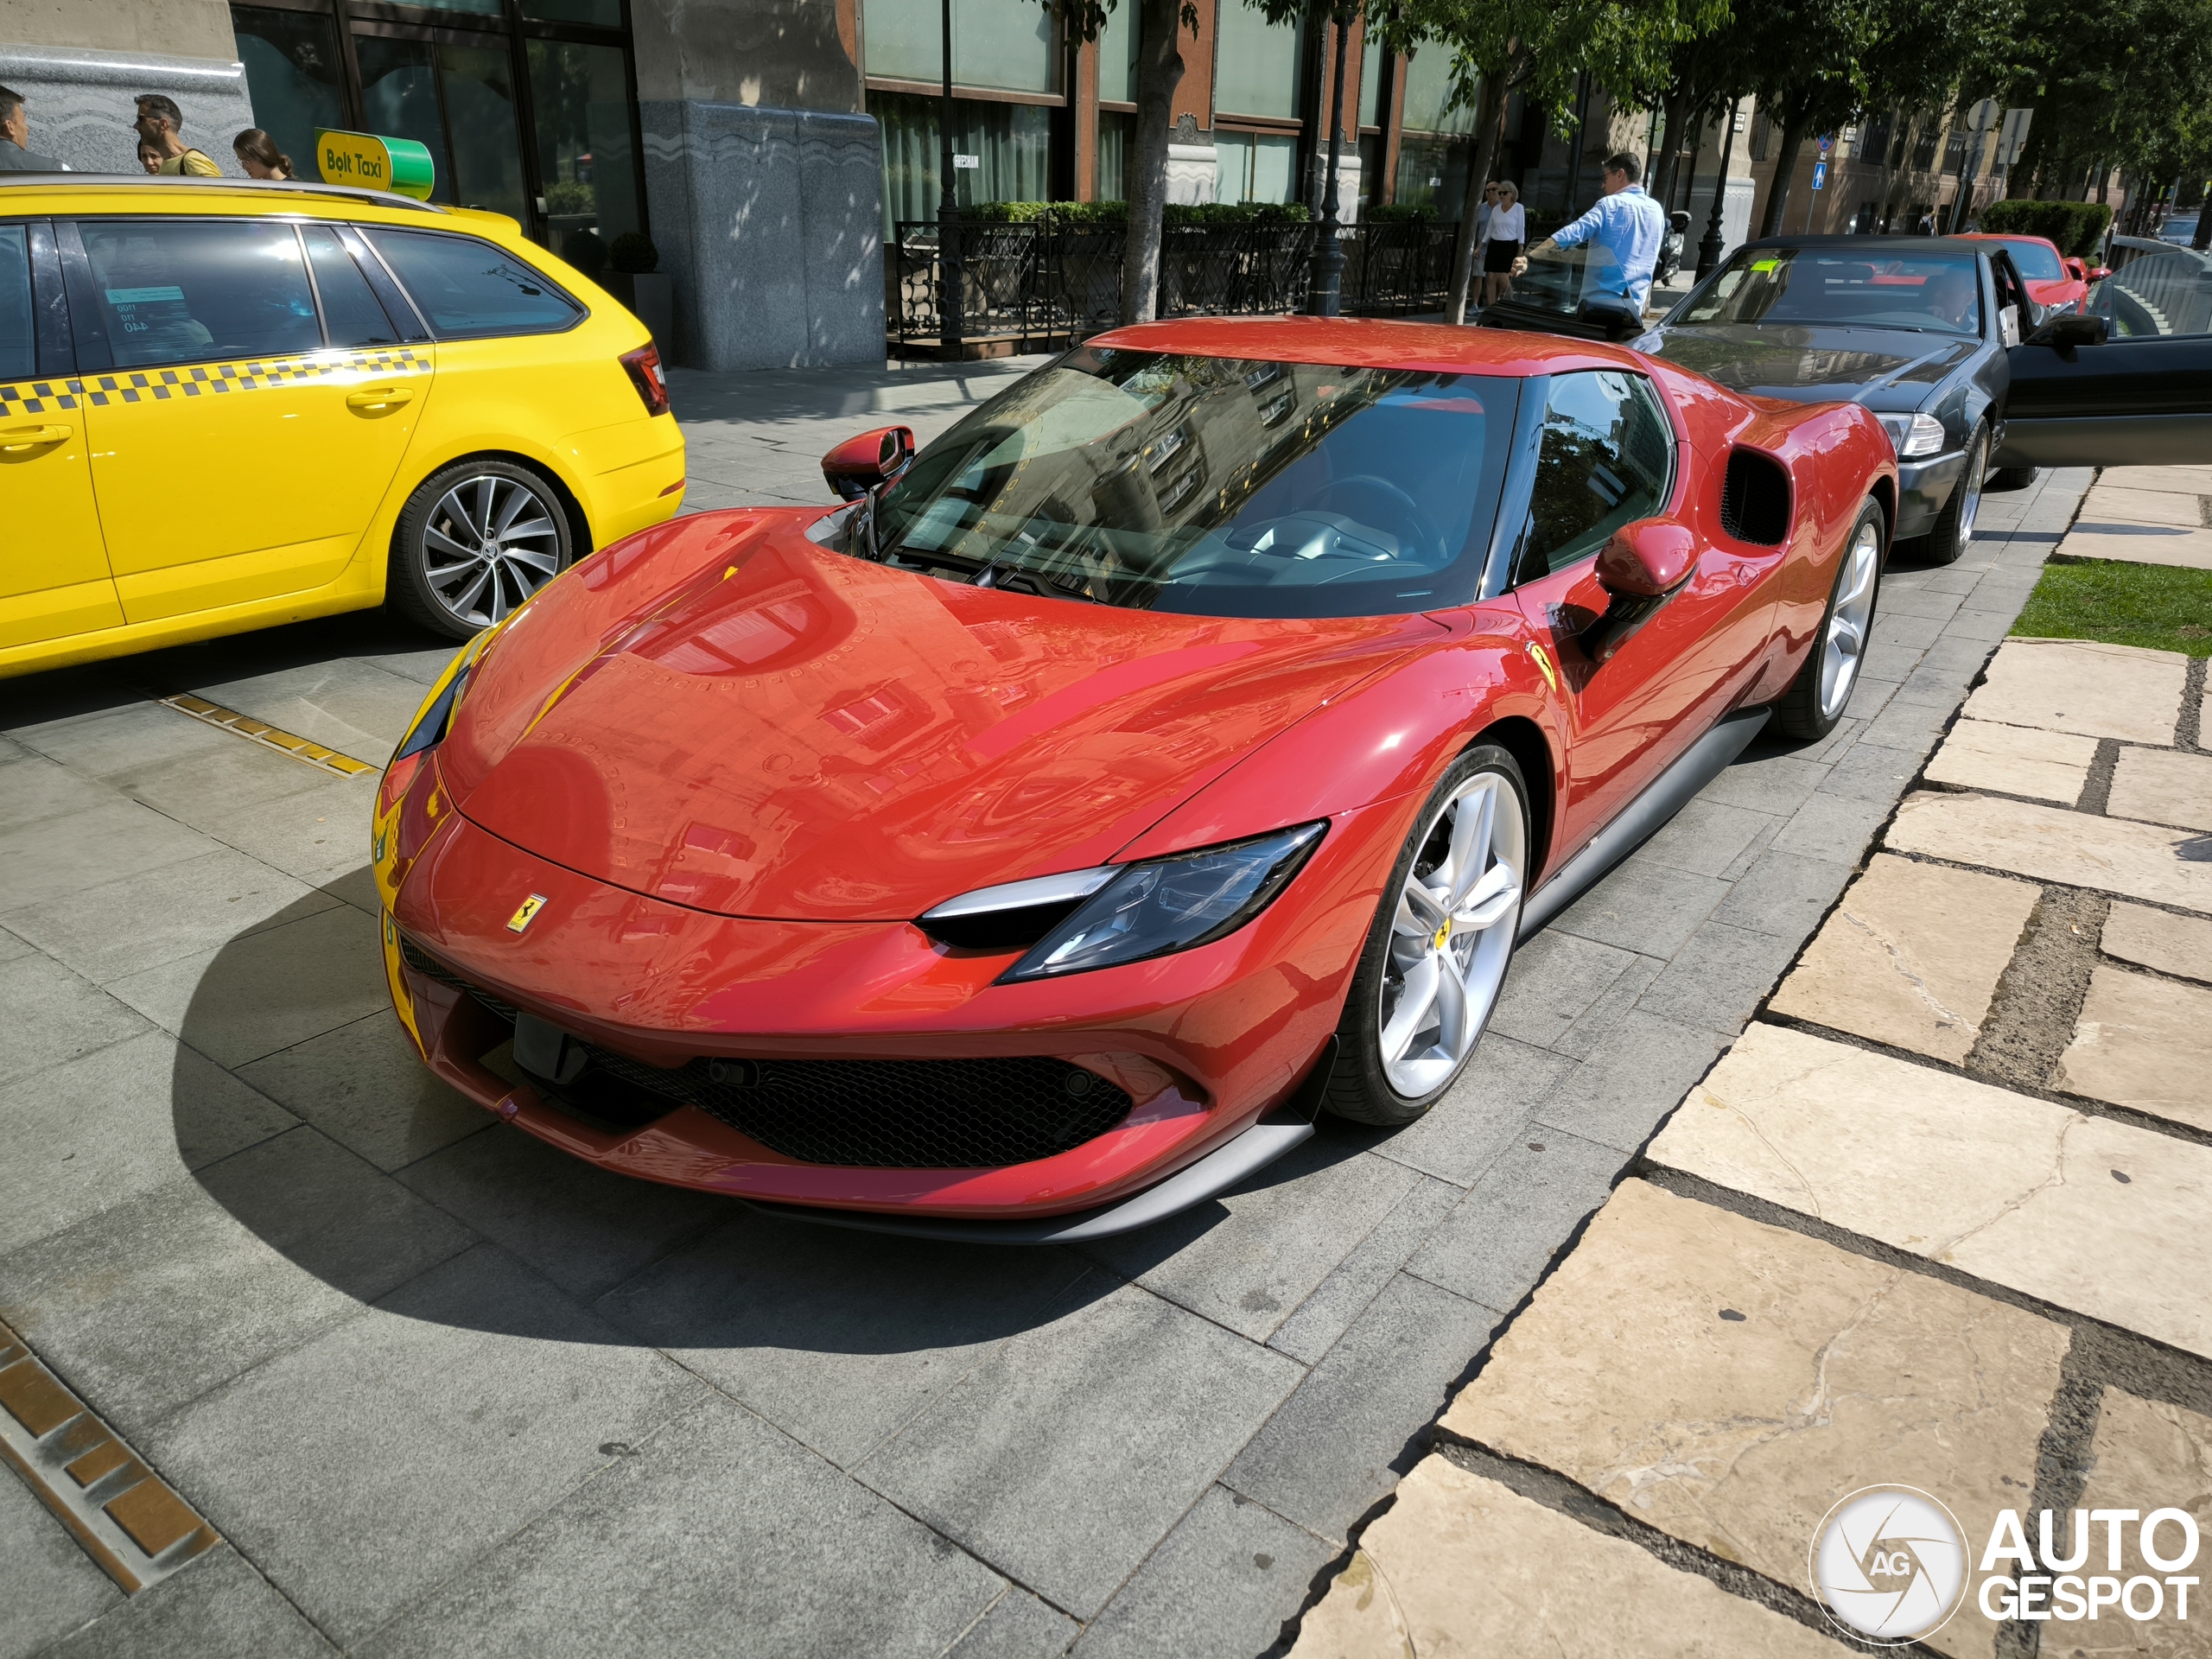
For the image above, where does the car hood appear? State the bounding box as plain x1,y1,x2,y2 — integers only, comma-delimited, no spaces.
447,524,1438,921
1644,322,1978,412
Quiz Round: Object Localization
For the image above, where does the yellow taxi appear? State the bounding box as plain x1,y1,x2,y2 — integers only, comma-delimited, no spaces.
0,174,685,676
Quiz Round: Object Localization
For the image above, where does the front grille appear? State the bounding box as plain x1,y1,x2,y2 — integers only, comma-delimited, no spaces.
397,932,1133,1167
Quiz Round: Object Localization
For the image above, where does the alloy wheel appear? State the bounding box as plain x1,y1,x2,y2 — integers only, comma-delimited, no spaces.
1376,772,1527,1097
1955,453,1984,550
1818,517,1882,722
421,474,563,628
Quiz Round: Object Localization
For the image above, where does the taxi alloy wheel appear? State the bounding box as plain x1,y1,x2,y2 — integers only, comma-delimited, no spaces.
391,459,575,640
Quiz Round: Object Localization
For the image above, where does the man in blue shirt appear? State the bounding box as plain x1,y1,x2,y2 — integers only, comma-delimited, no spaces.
1514,152,1668,315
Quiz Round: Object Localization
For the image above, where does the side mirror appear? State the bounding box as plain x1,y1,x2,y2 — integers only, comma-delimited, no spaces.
1585,520,1698,664
822,424,916,502
2026,313,2108,349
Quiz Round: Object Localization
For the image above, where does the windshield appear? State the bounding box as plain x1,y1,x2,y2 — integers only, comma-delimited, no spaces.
864,349,1516,618
1496,240,1630,320
1997,238,2066,282
1680,248,1984,336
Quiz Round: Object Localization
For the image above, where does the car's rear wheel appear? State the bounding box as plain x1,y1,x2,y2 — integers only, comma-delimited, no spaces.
1910,423,1987,567
1770,500,1885,741
1323,746,1529,1127
389,459,575,640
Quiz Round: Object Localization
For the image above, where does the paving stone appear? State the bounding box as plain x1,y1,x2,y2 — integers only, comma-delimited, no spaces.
2066,1388,2212,1657
105,903,390,1069
188,658,434,757
1287,1457,1856,1659
2108,744,2212,831
41,1544,335,1659
1532,1009,1726,1155
1860,639,1927,683
1803,737,1927,803
1441,1179,2063,1659
0,924,33,963
240,1009,487,1175
1406,1131,1620,1312
1853,696,1955,758
1923,718,2098,804
0,1127,475,1437
1632,918,1808,1038
1224,1273,1503,1541
1771,789,1897,864
1936,605,2018,644
2055,964,2212,1133
1647,1023,2212,1359
600,1216,1094,1470
0,1452,124,1656
1878,585,1967,622
1268,1175,1465,1365
183,774,381,889
2101,900,2212,982
948,1589,1078,1659
856,1280,1301,1617
1550,854,1731,958
1071,1485,1333,1659
3,849,339,987
1373,1030,1572,1185
144,1244,703,1646
2059,525,2212,569
353,1390,1005,1659
0,798,219,909
2095,463,2212,493
1709,849,1853,941
1486,928,1643,1048
1546,952,1666,1059
1961,639,2188,746
1885,791,2212,914
1703,750,1835,818
2080,482,2205,525
1768,854,2039,1062
1634,798,1783,879
1086,1143,1421,1343
0,755,115,832
1871,609,1948,651
0,1030,296,1255
0,951,149,1090
33,705,340,825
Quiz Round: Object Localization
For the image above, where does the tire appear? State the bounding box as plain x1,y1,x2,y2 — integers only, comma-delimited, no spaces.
1770,500,1885,741
388,459,575,640
1323,745,1530,1127
1986,463,2037,493
1909,423,1987,567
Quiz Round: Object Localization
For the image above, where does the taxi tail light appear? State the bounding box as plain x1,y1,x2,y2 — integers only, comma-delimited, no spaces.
620,344,670,416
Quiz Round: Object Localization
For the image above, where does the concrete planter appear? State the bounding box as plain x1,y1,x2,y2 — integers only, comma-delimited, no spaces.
600,270,674,346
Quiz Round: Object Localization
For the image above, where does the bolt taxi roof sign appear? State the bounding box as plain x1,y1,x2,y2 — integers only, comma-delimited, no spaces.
315,130,435,200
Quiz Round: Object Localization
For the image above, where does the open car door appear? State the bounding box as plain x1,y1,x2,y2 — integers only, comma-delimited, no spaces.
1996,245,2212,468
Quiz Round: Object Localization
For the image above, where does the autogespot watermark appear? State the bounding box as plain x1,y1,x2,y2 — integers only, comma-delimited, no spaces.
1808,1484,2202,1643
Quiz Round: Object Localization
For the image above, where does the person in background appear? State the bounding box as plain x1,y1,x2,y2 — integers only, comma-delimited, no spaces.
137,137,163,175
133,94,219,175
1514,152,1664,315
1480,181,1524,308
232,128,293,181
0,85,68,171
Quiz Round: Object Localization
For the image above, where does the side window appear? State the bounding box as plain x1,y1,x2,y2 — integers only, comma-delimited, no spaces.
1514,371,1675,583
0,225,32,381
360,228,582,338
2095,250,2212,338
302,226,401,348
79,219,322,370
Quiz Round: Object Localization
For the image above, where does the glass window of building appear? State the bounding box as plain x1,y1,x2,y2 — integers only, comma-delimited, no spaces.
1357,36,1386,130
876,92,1054,231
861,0,1059,94
1096,5,1137,105
1395,44,1474,213
529,39,642,257
232,7,346,181
1213,0,1304,120
1215,130,1300,205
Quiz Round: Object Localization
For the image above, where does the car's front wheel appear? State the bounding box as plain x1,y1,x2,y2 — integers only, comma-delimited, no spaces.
1323,746,1529,1127
1770,499,1885,741
389,459,575,639
1911,423,1987,567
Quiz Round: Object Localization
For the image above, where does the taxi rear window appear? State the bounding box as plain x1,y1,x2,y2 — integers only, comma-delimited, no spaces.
362,228,582,339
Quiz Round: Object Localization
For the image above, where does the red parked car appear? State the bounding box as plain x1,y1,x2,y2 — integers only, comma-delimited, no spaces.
1958,232,2103,313
372,319,1896,1240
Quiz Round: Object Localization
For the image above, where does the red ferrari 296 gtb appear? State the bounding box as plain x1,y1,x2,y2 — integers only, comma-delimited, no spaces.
372,318,1896,1241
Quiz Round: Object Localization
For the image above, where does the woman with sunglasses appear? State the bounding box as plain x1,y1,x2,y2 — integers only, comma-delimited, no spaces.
1479,181,1523,308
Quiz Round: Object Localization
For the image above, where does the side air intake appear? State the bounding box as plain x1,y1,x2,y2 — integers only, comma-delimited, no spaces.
1719,448,1792,546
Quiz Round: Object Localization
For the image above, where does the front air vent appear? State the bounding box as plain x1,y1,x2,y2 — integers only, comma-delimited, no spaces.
1719,448,1791,546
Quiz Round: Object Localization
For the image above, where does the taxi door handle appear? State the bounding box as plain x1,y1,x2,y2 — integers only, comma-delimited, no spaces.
346,386,414,413
0,423,71,453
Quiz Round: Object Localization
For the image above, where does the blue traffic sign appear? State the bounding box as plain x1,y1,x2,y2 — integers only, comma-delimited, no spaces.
1812,161,1828,190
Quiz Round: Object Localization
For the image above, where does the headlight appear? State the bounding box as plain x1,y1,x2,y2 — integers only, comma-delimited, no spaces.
995,821,1327,982
1877,412,1948,460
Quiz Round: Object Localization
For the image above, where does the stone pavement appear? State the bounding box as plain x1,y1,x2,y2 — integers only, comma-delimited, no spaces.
0,360,2094,1659
2062,468,2212,571
1291,484,2212,1656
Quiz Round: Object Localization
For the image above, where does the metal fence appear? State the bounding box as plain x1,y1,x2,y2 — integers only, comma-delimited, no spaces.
889,217,1464,353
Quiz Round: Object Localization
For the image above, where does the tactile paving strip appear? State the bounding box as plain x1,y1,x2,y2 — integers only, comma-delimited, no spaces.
0,1316,219,1592
162,693,376,776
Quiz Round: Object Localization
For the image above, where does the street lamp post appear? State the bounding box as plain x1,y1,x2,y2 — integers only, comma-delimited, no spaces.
938,0,963,355
1308,7,1351,316
1696,97,1742,280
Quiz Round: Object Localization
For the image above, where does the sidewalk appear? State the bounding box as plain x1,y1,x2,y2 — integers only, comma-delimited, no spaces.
1290,472,2212,1656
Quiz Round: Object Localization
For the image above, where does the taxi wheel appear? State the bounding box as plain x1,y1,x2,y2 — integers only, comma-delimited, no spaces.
390,460,575,640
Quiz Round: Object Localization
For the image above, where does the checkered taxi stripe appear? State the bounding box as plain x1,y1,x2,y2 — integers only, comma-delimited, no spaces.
0,347,429,418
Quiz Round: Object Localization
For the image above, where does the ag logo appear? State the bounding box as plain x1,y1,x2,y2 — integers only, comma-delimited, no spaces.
1809,1485,1967,1643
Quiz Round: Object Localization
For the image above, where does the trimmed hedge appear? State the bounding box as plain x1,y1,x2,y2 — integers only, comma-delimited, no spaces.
958,200,1312,227
1978,199,2115,257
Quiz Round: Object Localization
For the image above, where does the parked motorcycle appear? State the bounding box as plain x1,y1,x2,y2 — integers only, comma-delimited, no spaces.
1656,211,1690,284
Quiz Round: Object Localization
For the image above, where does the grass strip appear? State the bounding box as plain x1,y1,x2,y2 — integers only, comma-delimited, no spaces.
2012,557,2212,657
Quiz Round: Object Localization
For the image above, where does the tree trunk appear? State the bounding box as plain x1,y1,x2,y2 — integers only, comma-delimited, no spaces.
1445,67,1513,325
1652,92,1689,214
1122,0,1186,324
1757,112,1808,238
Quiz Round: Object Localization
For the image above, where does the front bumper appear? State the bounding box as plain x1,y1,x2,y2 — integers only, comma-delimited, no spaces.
1894,448,1967,540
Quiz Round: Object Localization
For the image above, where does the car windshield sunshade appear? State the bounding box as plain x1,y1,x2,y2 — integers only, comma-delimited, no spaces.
1681,248,1985,336
863,349,1517,619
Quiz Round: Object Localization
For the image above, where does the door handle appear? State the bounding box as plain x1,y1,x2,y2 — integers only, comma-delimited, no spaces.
346,386,415,413
0,423,71,453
